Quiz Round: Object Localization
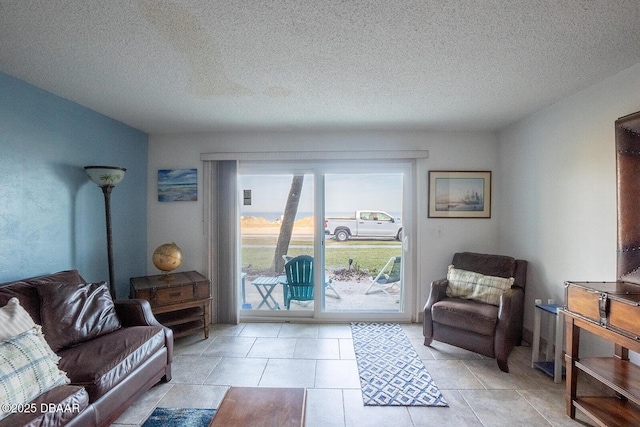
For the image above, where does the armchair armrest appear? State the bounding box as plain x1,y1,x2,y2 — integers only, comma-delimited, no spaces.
497,287,524,326
494,287,525,364
424,278,448,311
423,278,448,344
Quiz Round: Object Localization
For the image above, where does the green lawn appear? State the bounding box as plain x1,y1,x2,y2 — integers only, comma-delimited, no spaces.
241,241,401,276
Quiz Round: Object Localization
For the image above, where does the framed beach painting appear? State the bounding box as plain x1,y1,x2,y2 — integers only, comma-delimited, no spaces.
428,171,491,218
158,168,198,202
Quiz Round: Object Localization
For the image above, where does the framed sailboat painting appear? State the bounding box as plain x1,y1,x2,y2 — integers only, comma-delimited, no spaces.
428,171,491,218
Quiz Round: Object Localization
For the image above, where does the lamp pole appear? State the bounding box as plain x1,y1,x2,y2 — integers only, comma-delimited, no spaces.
101,185,116,299
85,166,126,300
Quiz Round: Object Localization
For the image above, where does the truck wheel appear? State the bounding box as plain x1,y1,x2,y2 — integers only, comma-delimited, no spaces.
335,230,349,242
396,229,403,241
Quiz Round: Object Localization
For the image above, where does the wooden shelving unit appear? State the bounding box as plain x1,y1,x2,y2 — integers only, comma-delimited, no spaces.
564,305,640,427
130,271,212,339
152,301,209,338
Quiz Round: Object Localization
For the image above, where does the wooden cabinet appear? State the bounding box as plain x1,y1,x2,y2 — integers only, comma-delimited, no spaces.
130,271,212,339
564,280,640,426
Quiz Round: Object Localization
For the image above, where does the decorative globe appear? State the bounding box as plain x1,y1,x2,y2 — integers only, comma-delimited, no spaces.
152,243,183,274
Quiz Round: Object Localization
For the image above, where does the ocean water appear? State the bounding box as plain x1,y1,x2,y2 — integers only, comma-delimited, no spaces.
241,211,401,220
158,183,198,202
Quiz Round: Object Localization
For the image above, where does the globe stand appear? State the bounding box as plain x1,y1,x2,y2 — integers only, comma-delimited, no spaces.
158,271,176,281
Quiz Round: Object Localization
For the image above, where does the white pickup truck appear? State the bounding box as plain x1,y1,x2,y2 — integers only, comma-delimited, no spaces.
324,210,402,241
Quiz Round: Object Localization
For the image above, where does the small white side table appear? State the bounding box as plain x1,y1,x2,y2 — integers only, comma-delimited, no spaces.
531,299,565,383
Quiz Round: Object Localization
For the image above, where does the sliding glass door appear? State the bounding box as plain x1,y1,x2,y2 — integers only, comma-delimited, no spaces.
238,161,412,321
323,173,404,313
239,173,315,313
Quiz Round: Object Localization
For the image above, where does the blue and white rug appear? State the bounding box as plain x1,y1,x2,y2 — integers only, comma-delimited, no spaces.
142,407,217,427
351,322,448,406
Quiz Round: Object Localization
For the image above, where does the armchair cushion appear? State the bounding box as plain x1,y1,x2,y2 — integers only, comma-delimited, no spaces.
451,252,517,279
446,265,514,306
432,298,499,336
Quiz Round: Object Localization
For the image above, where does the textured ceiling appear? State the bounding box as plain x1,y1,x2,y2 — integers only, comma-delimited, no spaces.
1,0,640,134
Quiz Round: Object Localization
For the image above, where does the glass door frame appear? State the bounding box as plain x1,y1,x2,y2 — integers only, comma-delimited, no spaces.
238,159,415,323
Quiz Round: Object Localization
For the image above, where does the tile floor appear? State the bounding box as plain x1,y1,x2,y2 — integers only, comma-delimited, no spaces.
113,323,597,426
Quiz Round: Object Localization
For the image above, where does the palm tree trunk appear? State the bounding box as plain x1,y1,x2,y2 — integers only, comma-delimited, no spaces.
271,175,304,274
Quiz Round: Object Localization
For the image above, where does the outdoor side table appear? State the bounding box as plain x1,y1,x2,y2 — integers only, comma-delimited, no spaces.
251,275,285,310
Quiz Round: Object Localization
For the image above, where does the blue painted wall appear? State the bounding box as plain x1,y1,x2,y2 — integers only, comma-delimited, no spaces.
0,72,148,298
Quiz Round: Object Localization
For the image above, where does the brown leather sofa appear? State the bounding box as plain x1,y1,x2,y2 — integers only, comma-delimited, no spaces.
0,270,173,427
423,252,527,372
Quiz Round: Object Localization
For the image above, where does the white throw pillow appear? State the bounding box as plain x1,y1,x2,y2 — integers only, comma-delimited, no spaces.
0,297,36,341
446,265,514,306
0,327,70,420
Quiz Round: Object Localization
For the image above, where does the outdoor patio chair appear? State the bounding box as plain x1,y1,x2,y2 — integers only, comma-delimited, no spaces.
283,255,315,309
365,256,401,297
283,255,340,299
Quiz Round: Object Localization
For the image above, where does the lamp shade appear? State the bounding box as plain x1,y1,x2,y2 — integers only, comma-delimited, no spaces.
85,166,126,187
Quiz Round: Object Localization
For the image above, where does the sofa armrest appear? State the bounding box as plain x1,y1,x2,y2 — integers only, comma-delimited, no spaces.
114,299,162,327
114,299,174,370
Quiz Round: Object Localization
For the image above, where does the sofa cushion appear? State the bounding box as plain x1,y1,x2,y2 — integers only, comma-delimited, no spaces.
446,265,514,306
37,282,122,352
0,297,36,340
58,325,165,401
26,269,86,286
0,385,88,427
0,270,86,325
0,328,70,421
432,298,499,336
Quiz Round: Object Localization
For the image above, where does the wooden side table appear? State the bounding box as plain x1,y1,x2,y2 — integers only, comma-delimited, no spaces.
564,280,640,425
130,270,212,339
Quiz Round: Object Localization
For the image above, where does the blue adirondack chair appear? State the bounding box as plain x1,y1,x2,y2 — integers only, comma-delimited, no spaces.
283,255,315,310
282,255,340,301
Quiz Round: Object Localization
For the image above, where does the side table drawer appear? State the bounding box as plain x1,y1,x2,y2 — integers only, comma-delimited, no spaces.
565,280,640,338
565,284,601,322
156,284,195,306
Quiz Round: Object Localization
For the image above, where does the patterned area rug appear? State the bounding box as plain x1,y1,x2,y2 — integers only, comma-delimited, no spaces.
351,322,448,406
142,407,217,427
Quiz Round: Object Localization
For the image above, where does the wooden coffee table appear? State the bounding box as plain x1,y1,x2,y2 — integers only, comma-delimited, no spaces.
210,387,306,427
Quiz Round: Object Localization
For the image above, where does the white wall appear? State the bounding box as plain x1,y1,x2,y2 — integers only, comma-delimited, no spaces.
147,60,640,333
499,63,640,355
147,129,500,318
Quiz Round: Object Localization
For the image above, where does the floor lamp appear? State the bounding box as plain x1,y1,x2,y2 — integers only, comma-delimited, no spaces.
85,166,126,299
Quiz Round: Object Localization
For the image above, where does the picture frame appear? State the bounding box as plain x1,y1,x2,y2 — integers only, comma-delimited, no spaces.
428,171,491,218
158,168,198,202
